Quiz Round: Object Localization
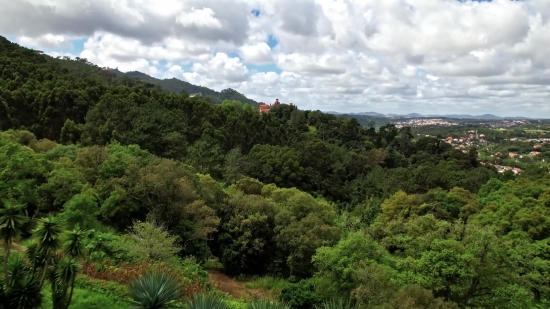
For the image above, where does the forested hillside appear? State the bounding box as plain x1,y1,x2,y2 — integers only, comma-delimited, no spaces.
0,36,549,308
117,70,259,106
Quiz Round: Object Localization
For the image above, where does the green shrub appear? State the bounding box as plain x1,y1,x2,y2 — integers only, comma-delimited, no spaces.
204,258,224,270
242,276,289,294
74,276,129,299
280,279,322,309
235,177,264,195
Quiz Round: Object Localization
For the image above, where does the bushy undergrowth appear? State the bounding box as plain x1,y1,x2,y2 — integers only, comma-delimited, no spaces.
241,276,289,295
81,258,210,297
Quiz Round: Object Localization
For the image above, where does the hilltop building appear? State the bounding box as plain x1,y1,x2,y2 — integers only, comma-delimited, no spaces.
258,98,297,113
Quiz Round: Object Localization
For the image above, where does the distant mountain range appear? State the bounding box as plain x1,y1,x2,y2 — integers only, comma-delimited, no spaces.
107,69,530,120
109,69,259,106
328,111,531,120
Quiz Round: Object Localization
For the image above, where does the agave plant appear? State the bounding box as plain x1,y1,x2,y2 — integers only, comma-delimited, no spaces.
185,293,228,309
5,255,42,309
316,298,357,309
129,271,181,309
248,299,290,309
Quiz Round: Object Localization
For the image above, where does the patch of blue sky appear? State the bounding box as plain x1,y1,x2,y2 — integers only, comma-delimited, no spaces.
417,68,428,75
68,38,86,53
267,35,278,49
247,63,282,74
226,51,241,59
5,36,17,43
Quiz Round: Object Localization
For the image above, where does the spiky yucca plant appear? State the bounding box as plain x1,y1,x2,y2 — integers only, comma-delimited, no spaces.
185,293,228,309
33,216,63,287
0,201,28,287
316,298,357,309
248,299,290,309
5,254,42,309
129,271,181,309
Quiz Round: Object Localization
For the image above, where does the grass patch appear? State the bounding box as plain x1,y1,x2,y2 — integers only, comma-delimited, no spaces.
224,298,248,309
75,275,130,299
204,257,224,270
238,276,289,295
41,285,131,309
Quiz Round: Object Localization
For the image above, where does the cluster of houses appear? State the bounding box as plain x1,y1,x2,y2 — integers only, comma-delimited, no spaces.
478,119,531,128
506,150,541,158
496,141,545,158
507,137,550,143
441,130,488,151
479,162,523,174
395,118,459,128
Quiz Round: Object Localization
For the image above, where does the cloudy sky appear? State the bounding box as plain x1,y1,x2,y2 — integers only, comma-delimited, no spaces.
1,0,550,117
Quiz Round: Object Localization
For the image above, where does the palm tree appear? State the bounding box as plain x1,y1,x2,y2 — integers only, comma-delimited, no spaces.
128,271,181,309
32,216,63,287
60,229,83,309
63,230,83,258
0,201,29,287
53,258,80,309
5,254,42,309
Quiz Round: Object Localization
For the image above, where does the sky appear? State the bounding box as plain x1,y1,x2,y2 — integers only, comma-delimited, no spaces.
1,0,550,117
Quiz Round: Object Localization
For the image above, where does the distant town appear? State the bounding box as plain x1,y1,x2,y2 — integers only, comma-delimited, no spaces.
431,131,550,175
395,118,531,128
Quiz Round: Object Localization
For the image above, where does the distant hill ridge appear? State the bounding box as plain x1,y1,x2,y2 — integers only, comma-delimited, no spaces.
329,111,531,120
109,69,259,107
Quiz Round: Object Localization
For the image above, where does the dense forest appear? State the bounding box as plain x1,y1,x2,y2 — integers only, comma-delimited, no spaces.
116,70,260,106
0,36,549,309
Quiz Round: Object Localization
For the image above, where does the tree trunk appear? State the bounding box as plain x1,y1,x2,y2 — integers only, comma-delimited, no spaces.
40,258,49,287
3,241,10,287
66,275,76,309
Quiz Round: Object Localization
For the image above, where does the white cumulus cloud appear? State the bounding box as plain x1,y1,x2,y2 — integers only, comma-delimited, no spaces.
1,0,550,117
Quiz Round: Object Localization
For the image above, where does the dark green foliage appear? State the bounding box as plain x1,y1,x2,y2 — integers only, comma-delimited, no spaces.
2,35,550,308
4,275,42,309
1,255,42,309
120,71,259,106
128,271,180,309
0,35,497,206
280,280,322,309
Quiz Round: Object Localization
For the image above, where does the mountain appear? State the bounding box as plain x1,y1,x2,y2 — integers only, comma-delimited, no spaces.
347,111,385,117
404,113,424,118
110,69,259,107
438,114,503,120
328,111,532,120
